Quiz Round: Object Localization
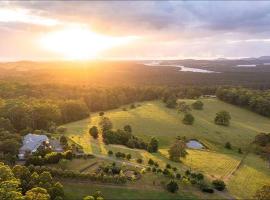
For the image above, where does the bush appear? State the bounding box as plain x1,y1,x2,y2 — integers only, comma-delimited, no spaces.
130,104,136,109
163,168,170,176
166,164,171,169
192,100,204,110
196,173,204,181
166,180,179,193
148,158,154,165
182,113,195,125
136,158,143,164
225,142,232,149
126,154,131,160
238,148,242,154
89,126,99,139
202,188,214,193
212,179,226,191
176,173,181,179
115,152,126,159
108,150,113,156
99,112,104,116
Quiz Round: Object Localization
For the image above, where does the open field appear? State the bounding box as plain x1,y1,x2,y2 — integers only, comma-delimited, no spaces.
63,182,197,200
64,99,270,151
63,99,270,199
159,149,242,180
227,153,270,199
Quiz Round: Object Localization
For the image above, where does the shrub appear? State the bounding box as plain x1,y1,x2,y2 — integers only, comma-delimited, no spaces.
99,112,104,116
185,170,191,176
166,180,179,193
163,168,170,176
192,100,204,110
212,179,226,191
225,142,232,149
166,164,171,169
130,104,136,109
182,113,195,125
197,173,204,181
136,158,143,164
172,167,177,171
202,188,214,193
148,158,154,165
176,173,181,179
108,150,113,156
126,154,131,160
115,152,126,159
238,148,242,154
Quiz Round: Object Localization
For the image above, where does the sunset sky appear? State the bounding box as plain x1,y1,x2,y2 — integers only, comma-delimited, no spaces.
1,1,270,61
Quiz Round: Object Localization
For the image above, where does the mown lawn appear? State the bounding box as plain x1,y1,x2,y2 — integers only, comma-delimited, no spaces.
63,182,197,200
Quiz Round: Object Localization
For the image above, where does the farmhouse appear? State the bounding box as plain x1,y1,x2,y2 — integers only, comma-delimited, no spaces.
18,133,49,160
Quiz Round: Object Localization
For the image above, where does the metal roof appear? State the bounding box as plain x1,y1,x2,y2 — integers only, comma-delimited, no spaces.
20,133,49,152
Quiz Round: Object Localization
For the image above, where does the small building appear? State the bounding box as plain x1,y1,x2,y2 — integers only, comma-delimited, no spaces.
18,133,49,160
49,139,64,153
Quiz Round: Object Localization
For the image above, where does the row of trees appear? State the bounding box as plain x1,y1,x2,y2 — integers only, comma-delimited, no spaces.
216,87,270,117
29,165,127,185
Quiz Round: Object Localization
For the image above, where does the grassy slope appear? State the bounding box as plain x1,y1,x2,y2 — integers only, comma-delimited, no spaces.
63,99,270,199
64,99,270,150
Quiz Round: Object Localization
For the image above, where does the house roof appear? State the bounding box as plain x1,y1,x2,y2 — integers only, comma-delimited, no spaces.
20,133,49,152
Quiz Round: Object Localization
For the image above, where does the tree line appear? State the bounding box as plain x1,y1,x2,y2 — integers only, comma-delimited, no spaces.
216,87,270,117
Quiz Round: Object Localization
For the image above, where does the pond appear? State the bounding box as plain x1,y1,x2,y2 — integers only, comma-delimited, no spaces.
186,140,204,149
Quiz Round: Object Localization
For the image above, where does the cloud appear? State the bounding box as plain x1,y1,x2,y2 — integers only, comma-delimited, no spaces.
0,8,59,26
1,1,270,59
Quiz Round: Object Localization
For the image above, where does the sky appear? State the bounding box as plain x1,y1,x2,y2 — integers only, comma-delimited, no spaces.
1,1,270,61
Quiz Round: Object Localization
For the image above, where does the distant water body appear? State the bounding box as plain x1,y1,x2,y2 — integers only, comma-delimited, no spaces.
236,64,256,67
143,62,218,73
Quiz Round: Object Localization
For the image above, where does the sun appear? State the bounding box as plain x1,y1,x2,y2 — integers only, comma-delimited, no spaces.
39,25,137,60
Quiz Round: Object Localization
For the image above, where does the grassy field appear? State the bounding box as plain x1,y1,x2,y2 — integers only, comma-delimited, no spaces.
64,99,270,151
227,153,270,199
159,149,242,179
63,99,270,199
63,182,197,200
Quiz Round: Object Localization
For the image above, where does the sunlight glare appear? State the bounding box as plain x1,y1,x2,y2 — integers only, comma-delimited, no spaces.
39,26,138,60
